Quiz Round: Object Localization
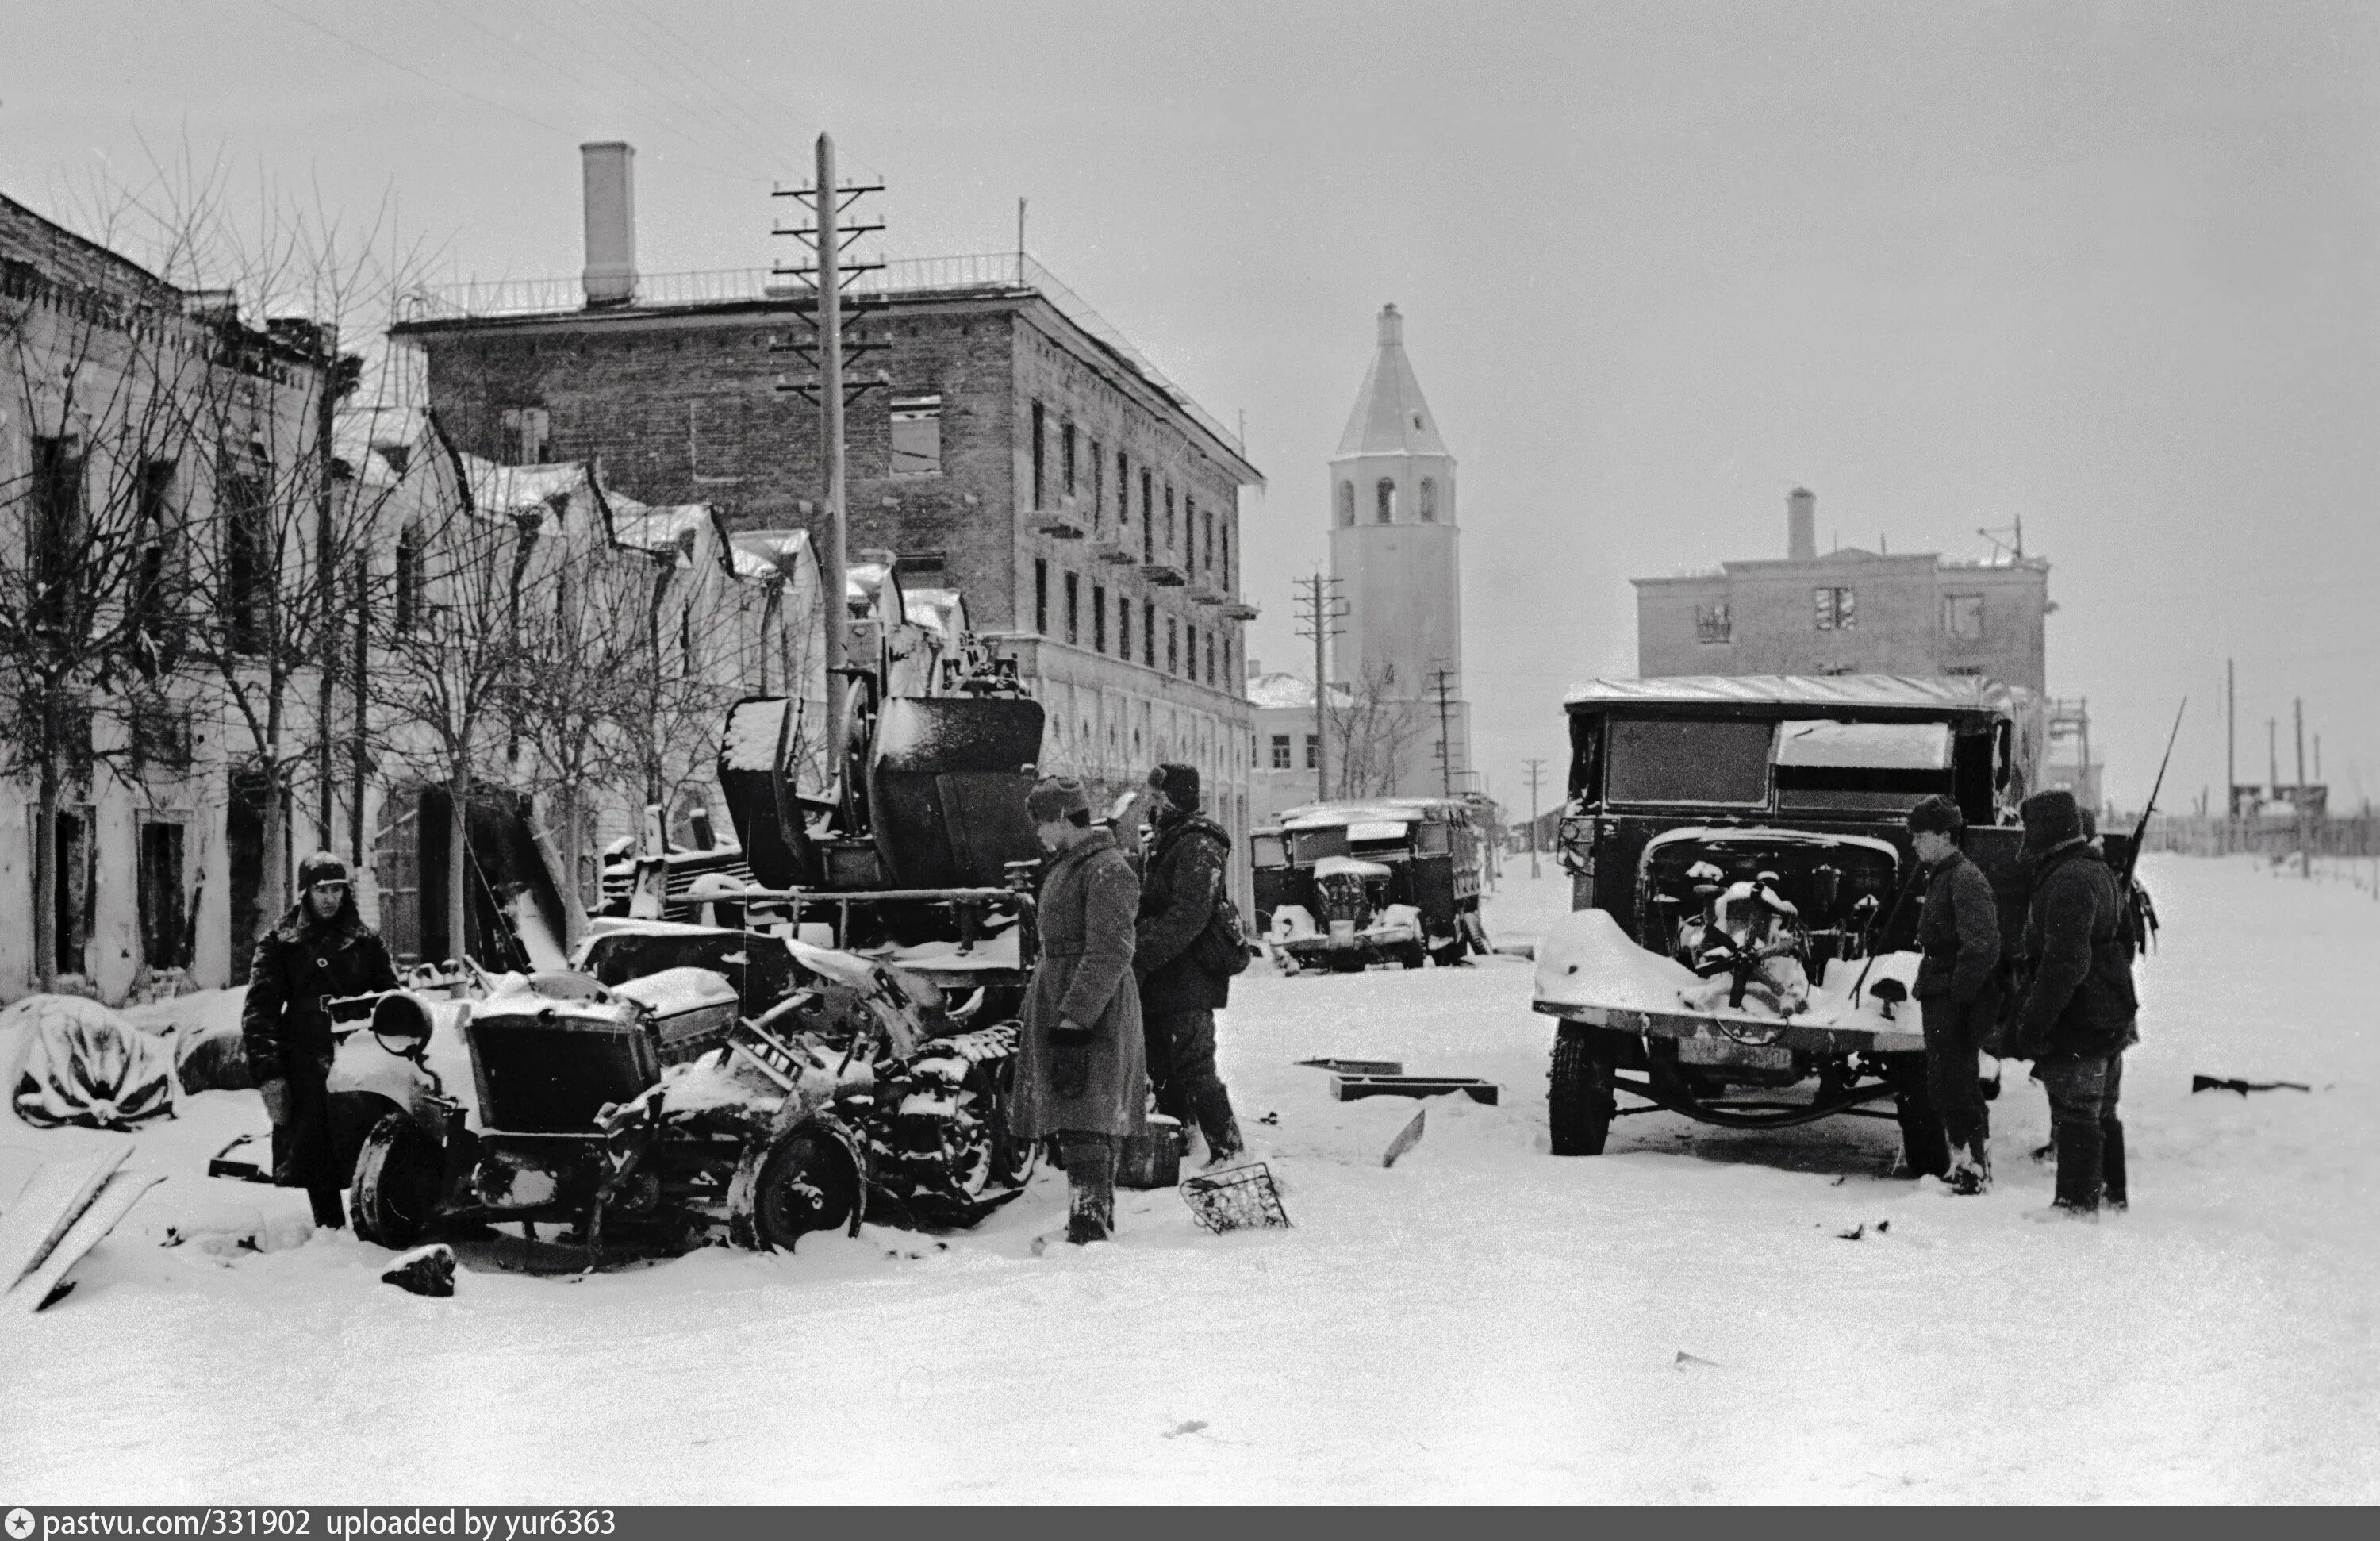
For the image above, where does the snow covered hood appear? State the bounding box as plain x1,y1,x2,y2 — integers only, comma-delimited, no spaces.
1642,826,1904,867
1312,855,1392,881
1564,674,2023,713
1278,803,1424,832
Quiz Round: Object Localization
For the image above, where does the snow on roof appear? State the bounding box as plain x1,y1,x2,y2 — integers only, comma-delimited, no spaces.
605,494,711,556
1279,803,1423,831
1775,720,1953,770
904,587,967,637
1246,671,1352,711
1564,675,2020,712
727,528,811,580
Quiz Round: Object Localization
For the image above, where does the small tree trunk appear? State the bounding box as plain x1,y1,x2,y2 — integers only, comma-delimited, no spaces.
31,754,59,992
448,759,472,966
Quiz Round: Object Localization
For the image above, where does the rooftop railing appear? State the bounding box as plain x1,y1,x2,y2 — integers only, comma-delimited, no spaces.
399,253,1245,458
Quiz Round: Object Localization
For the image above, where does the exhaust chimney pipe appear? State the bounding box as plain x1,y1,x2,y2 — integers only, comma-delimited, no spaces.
580,141,637,308
1787,486,1817,561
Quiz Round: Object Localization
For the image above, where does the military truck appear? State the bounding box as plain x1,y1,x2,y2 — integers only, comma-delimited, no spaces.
1530,675,2119,1171
1253,798,1488,970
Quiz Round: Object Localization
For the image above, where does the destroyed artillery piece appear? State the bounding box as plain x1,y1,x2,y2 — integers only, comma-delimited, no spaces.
318,636,1050,1261
1530,676,2143,1174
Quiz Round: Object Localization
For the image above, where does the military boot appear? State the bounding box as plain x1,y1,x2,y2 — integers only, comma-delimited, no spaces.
2030,1120,2102,1220
1191,1082,1245,1169
1062,1134,1116,1245
2102,1120,2128,1212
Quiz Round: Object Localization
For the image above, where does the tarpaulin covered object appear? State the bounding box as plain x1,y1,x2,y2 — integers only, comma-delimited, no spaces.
7,994,176,1130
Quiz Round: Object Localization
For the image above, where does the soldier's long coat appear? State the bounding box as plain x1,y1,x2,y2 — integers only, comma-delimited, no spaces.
1012,828,1150,1143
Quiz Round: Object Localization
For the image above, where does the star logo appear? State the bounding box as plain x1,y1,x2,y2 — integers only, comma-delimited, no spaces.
6,1508,35,1539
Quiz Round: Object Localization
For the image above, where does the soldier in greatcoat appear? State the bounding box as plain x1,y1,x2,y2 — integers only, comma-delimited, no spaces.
1012,777,1148,1244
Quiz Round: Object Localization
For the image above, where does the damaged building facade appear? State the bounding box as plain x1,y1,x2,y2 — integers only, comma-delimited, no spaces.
391,144,1265,902
0,192,343,1004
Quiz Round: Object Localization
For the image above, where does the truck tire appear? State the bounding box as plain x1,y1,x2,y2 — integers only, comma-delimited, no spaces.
349,1111,442,1248
1885,1055,1951,1178
1396,940,1428,970
733,1128,860,1251
1549,1031,1617,1156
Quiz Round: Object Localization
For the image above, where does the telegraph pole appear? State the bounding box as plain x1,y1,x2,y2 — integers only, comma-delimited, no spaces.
2296,697,2309,878
1522,757,1547,879
1428,667,1461,798
2225,658,2235,851
774,134,885,808
1292,573,1346,801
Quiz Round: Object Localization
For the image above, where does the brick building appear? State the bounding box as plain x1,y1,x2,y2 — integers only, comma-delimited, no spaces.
1633,487,2050,692
390,145,1265,892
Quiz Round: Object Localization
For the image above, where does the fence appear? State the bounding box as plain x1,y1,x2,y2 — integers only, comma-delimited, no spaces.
2138,813,2378,860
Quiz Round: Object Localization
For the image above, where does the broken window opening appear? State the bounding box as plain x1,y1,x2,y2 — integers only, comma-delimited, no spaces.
891,392,943,478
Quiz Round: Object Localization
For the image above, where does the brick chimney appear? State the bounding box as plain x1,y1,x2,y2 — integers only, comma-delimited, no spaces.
1787,486,1817,561
580,141,637,308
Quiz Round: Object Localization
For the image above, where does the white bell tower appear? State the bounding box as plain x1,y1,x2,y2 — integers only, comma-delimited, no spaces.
1327,303,1470,797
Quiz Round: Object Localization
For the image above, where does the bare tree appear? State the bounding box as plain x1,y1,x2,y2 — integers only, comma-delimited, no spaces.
1326,660,1426,799
0,256,197,986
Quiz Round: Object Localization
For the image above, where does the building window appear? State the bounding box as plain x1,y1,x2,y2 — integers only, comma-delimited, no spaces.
500,406,550,465
1116,450,1129,529
1270,734,1292,770
1064,571,1080,645
1119,596,1133,663
1219,523,1230,587
1338,481,1355,527
1092,584,1107,652
1143,601,1156,667
1166,617,1178,674
394,521,423,635
1943,593,1984,642
1419,478,1437,521
221,465,270,655
1061,421,1077,498
1035,558,1049,633
1165,484,1177,553
1185,622,1197,680
1206,632,1217,684
132,458,178,666
1031,402,1047,509
1089,440,1104,528
679,606,696,677
1202,509,1215,574
1376,477,1395,523
1695,602,1732,644
1305,733,1319,770
1183,496,1196,575
1944,665,1986,677
890,392,942,477
1142,470,1155,561
1814,586,1856,632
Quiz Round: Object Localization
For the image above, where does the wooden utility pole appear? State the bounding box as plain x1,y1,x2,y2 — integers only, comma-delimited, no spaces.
1292,573,1345,801
773,134,884,815
2296,696,2309,878
2225,657,2235,851
1522,757,1547,879
1428,667,1461,798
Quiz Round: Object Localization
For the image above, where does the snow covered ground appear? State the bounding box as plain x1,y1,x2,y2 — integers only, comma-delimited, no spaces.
3,853,2374,1502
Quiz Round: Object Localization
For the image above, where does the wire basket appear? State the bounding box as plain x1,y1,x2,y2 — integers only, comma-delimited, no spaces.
1180,1162,1291,1234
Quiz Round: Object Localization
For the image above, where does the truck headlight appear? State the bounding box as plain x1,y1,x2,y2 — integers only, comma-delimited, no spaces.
370,992,439,1056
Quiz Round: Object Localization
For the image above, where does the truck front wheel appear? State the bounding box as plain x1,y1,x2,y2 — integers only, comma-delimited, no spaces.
350,1111,443,1247
1549,1031,1618,1156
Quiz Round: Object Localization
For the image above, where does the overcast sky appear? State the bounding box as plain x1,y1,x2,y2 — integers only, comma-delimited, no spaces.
8,0,2374,813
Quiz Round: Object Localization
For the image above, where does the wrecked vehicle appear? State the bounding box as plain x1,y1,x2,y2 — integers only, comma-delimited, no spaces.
324,931,1033,1257
1533,675,2123,1170
1253,799,1488,970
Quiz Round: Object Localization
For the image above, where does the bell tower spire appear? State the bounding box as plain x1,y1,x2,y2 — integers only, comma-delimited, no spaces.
1326,304,1469,797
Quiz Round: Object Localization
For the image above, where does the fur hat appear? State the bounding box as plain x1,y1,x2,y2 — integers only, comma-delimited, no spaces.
1906,795,1964,837
1148,762,1202,813
1026,776,1092,824
2019,789,2085,854
297,851,350,889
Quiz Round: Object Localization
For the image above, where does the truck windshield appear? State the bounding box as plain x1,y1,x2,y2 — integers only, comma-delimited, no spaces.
1604,717,1773,805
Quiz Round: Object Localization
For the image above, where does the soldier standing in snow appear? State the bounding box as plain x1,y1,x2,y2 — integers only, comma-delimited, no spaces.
1907,795,2001,1194
1012,777,1148,1244
240,851,399,1228
1134,763,1246,1168
2010,789,2138,1218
